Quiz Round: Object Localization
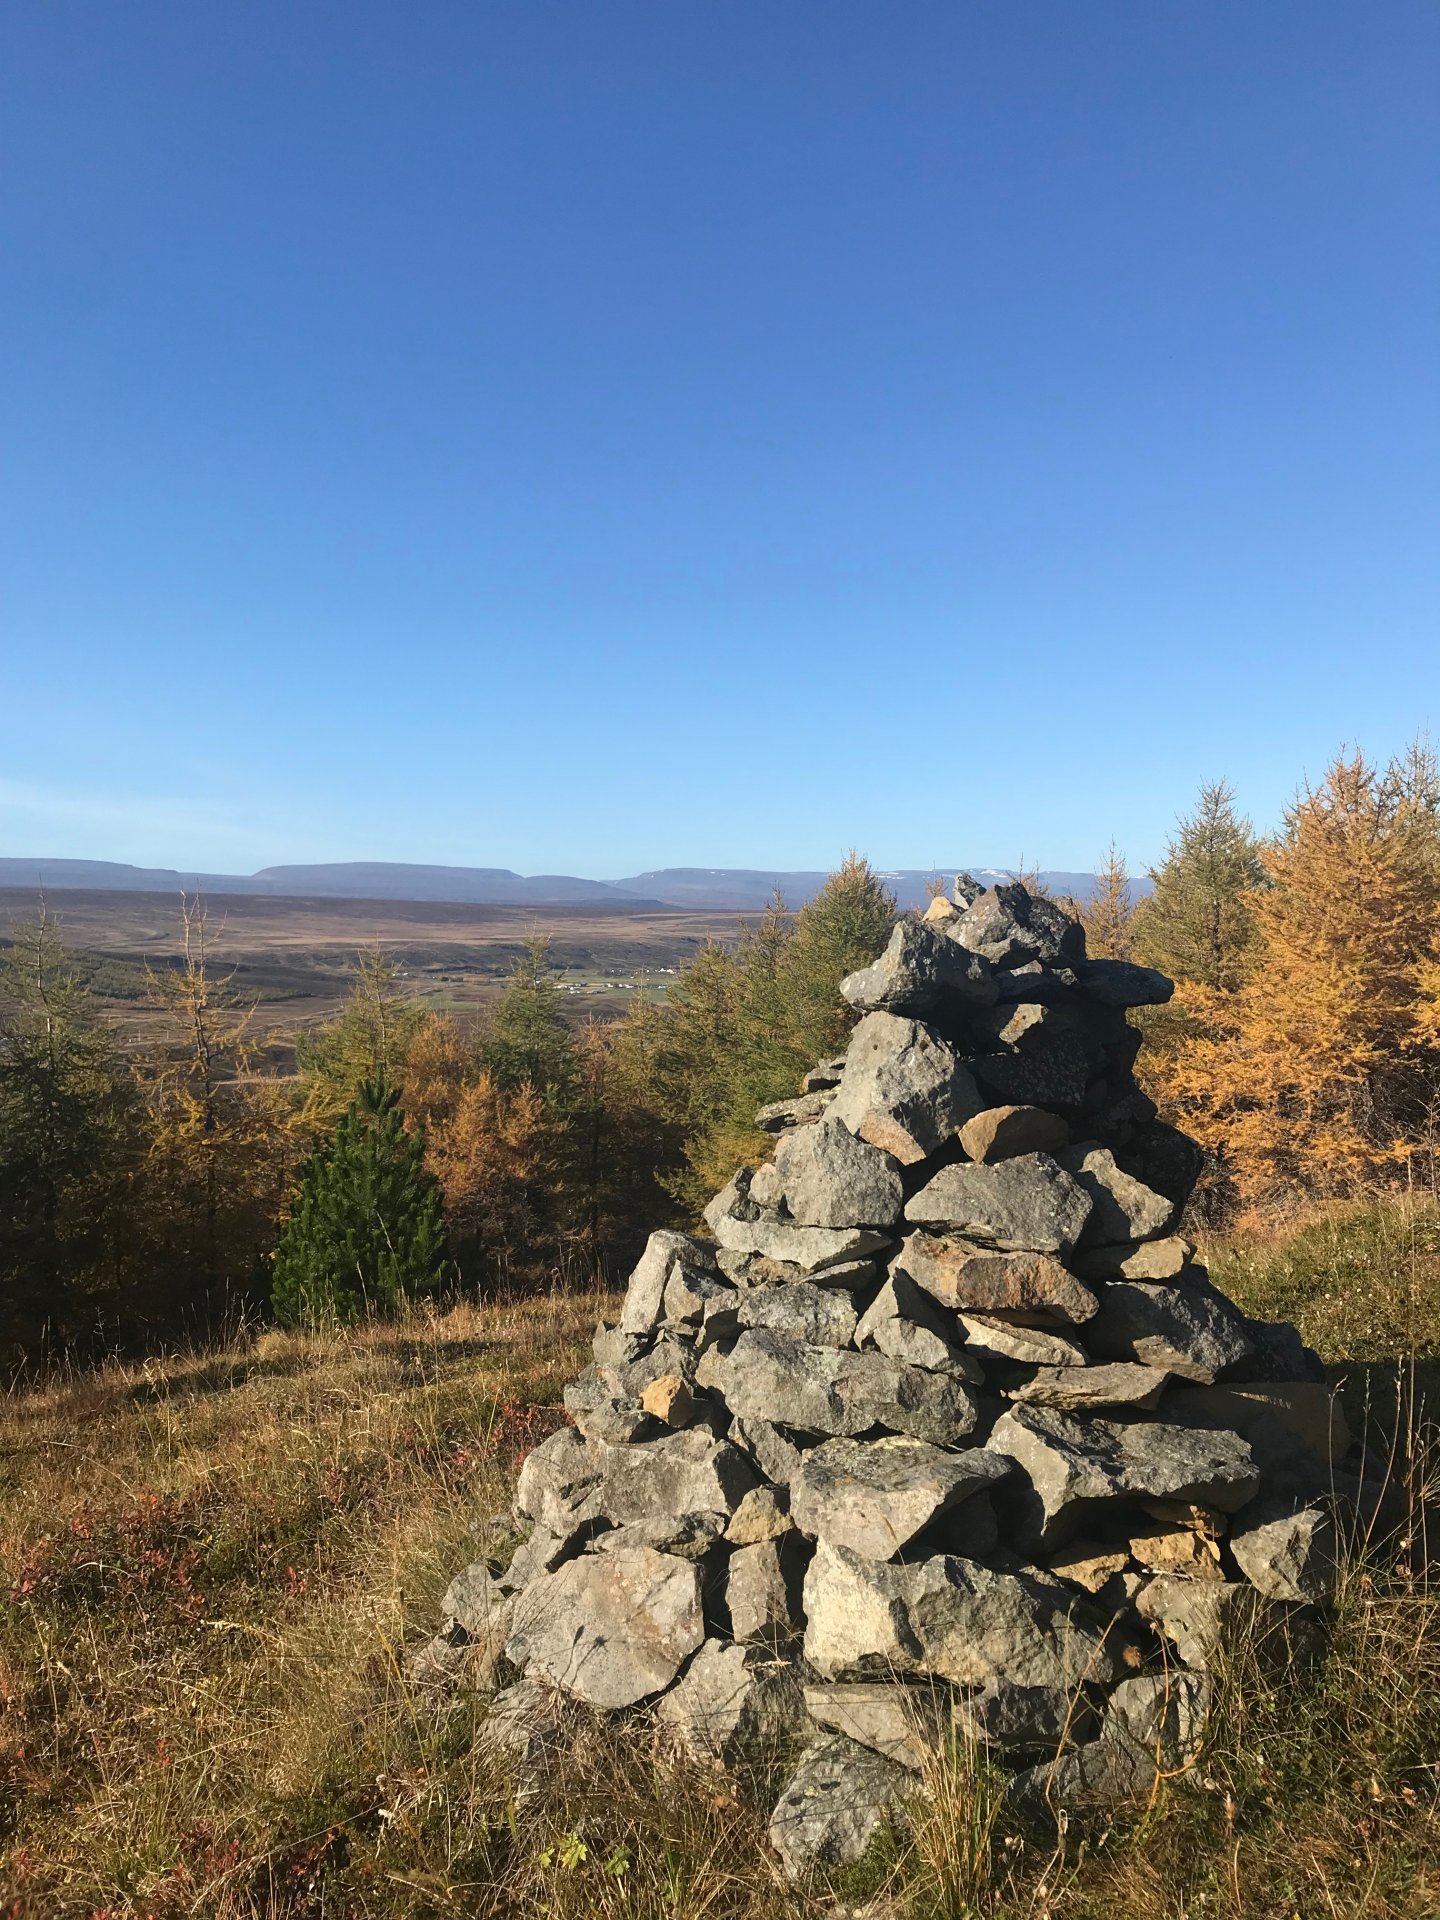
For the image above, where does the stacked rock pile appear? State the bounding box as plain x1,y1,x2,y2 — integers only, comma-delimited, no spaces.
424,879,1361,1879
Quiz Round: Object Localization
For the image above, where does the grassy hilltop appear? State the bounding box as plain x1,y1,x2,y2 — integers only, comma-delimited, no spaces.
0,1204,1436,1920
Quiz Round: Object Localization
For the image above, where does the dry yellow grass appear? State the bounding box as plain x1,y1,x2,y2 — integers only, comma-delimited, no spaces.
0,1212,1437,1918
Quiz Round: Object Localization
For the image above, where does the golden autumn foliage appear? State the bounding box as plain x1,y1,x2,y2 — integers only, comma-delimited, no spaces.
1147,750,1440,1216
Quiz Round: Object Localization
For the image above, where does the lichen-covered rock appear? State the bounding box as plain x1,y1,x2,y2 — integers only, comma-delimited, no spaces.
1085,1278,1256,1383
737,1281,860,1349
788,1435,1009,1561
897,1234,1097,1322
829,1012,983,1164
600,1430,758,1524
769,1734,912,1880
947,883,1086,970
904,1154,1092,1255
772,1114,905,1229
715,1329,979,1444
726,1536,807,1644
659,1639,803,1763
620,1231,714,1338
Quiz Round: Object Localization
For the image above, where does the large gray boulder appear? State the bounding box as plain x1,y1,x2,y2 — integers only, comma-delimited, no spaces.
1085,1278,1256,1383
904,1153,1092,1256
726,1536,807,1643
769,1734,912,1880
506,1545,704,1709
803,1538,1121,1693
841,918,998,1015
600,1429,757,1523
788,1434,1009,1560
1057,1143,1176,1248
829,1012,983,1165
514,1427,608,1533
947,883,1086,970
1077,959,1175,1008
772,1115,904,1229
715,1329,980,1444
987,1404,1260,1544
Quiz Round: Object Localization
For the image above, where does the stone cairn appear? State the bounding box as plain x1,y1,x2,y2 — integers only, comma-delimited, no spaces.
422,879,1361,1879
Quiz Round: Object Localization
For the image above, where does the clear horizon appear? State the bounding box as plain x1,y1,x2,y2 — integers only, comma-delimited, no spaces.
3,4,1436,877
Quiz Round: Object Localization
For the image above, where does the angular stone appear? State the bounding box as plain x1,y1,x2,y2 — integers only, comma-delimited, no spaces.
904,1154,1092,1256
1044,1539,1132,1595
1136,1574,1252,1669
1103,1671,1209,1769
1008,1735,1158,1812
897,1234,1097,1323
829,1012,984,1165
803,1682,947,1770
841,917,998,1015
953,1679,1099,1756
514,1427,608,1533
715,1329,979,1444
922,894,959,925
773,1115,905,1229
590,1512,725,1562
1230,1500,1337,1604
1128,1520,1225,1580
704,1172,890,1273
1162,1381,1350,1470
479,1678,568,1770
959,1104,1072,1163
987,1405,1260,1545
737,1282,860,1350
717,1249,879,1292
1011,1362,1169,1412
658,1639,803,1763
1075,1236,1195,1282
769,1735,911,1881
725,1485,794,1546
639,1374,696,1427
506,1545,704,1709
620,1230,713,1338
946,882,1086,970
957,1315,1090,1367
969,1032,1092,1110
1115,1121,1206,1219
729,1414,808,1487
662,1260,735,1328
442,1560,512,1638
599,1334,697,1400
754,1089,834,1133
499,1526,576,1593
1085,1279,1256,1383
563,1369,653,1445
854,1270,982,1377
803,1539,1119,1693
1058,1143,1176,1248
789,1435,1010,1561
726,1536,806,1643
1077,959,1174,1008
804,1056,848,1092
600,1430,757,1524
592,1323,643,1372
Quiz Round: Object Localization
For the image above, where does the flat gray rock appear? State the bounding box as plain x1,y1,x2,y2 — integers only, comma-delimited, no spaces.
803,1539,1120,1693
904,1154,1092,1256
841,917,998,1015
754,1089,834,1133
1074,1235,1195,1281
789,1435,1009,1561
737,1281,859,1349
662,1259,736,1328
590,1512,726,1562
987,1404,1260,1544
854,1269,982,1377
957,1314,1090,1367
728,1414,808,1487
506,1544,704,1709
769,1734,911,1881
1230,1499,1337,1604
896,1234,1097,1323
773,1114,905,1229
716,1328,979,1444
953,1678,1098,1756
600,1430,756,1524
1011,1362,1169,1411
1058,1143,1175,1248
1085,1278,1256,1383
829,1012,984,1165
658,1639,803,1763
1078,958,1175,1007
704,1172,890,1272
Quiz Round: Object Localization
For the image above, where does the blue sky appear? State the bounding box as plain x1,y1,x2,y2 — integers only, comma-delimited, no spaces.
1,2,1436,879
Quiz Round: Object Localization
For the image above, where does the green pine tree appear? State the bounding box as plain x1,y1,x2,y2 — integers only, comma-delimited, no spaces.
271,1075,446,1326
481,935,577,1096
297,946,430,1119
1133,780,1266,991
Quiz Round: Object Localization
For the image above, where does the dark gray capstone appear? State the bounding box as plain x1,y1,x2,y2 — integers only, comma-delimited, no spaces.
841,917,998,1016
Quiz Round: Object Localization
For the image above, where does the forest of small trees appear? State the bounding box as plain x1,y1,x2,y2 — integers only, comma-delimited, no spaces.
3,745,1439,1363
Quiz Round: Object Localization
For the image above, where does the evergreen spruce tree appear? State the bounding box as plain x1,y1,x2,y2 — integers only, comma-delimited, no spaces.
271,1075,445,1326
1133,781,1265,991
481,936,578,1097
297,946,430,1119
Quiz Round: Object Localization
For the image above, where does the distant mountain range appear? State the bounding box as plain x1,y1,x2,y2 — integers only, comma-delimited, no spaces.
0,858,1130,912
